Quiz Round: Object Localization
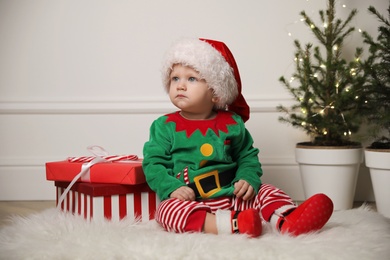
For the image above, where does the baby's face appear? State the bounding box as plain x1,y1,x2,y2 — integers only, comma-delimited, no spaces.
168,64,218,119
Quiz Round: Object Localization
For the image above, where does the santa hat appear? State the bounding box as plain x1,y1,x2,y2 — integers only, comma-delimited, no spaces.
161,38,250,122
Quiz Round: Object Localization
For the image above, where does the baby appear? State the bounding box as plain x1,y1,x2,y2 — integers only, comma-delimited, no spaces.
142,38,333,237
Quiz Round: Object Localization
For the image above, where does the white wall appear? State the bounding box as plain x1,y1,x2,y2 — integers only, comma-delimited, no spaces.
0,0,387,200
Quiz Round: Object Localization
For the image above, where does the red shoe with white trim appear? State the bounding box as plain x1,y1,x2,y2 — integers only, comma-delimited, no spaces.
278,193,333,236
232,209,262,238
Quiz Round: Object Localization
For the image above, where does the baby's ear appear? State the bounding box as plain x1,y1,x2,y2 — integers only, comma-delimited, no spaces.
212,96,220,104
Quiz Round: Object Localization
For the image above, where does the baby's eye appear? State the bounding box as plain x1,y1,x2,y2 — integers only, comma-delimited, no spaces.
188,77,197,82
172,76,179,81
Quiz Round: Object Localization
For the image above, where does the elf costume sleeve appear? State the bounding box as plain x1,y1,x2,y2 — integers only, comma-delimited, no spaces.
230,116,263,190
143,111,263,201
142,117,185,200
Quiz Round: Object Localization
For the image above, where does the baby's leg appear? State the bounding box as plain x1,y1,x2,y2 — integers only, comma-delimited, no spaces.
155,198,210,233
255,183,333,236
203,212,217,234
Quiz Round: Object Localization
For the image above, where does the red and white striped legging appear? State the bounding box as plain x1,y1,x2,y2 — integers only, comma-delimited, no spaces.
156,183,295,233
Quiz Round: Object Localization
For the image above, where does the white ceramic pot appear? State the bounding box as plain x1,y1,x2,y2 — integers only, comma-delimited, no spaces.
296,144,363,210
365,149,390,218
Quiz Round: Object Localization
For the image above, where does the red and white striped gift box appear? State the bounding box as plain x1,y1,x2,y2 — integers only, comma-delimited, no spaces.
55,181,160,222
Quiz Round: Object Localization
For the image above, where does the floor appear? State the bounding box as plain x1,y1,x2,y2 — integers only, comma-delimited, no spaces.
0,201,56,227
0,200,376,228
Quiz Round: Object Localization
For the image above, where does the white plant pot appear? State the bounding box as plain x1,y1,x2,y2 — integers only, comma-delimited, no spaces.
296,144,363,210
365,149,390,218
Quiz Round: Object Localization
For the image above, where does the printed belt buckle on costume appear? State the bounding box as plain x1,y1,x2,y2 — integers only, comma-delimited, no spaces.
193,170,221,198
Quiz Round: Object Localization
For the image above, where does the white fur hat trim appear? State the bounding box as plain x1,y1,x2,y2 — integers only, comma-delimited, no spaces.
161,38,238,108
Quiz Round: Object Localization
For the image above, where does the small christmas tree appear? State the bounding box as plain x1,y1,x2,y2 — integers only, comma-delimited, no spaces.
277,0,367,146
361,5,390,149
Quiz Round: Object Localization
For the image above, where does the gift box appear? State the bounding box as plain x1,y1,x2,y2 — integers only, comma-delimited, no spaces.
55,181,159,221
46,160,146,185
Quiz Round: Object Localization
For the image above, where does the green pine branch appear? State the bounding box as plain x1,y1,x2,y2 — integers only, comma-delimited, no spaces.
278,0,367,146
361,5,390,148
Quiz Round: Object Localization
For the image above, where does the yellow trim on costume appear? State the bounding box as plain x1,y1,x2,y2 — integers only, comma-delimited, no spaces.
200,143,213,157
193,170,221,198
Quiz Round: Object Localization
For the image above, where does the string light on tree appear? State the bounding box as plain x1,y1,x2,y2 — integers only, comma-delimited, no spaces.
278,0,368,146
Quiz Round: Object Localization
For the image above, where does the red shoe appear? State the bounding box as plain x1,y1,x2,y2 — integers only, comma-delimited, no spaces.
279,193,333,236
231,209,262,238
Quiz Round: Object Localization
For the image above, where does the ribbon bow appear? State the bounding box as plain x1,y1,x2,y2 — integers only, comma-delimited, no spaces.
67,146,138,163
57,145,138,210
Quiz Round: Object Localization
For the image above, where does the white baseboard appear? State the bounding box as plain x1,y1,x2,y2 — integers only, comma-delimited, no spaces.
0,96,295,114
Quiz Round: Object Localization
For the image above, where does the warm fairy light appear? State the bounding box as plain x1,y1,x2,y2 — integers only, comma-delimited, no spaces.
344,131,352,136
281,0,367,140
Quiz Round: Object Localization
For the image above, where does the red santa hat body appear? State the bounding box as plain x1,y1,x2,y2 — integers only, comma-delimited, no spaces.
161,38,250,122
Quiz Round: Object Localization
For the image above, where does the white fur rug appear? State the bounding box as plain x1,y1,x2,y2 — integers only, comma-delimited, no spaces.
1,205,389,260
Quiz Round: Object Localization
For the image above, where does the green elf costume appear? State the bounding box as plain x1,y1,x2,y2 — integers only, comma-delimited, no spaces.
144,110,261,201
143,38,333,237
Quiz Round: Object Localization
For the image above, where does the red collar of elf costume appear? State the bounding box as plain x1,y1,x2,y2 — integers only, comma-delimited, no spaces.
165,111,238,138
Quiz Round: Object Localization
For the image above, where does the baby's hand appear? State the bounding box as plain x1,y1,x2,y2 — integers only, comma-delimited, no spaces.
170,186,196,201
234,180,255,201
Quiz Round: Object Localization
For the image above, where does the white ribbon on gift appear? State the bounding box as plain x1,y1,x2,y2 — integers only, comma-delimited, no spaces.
56,145,125,210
